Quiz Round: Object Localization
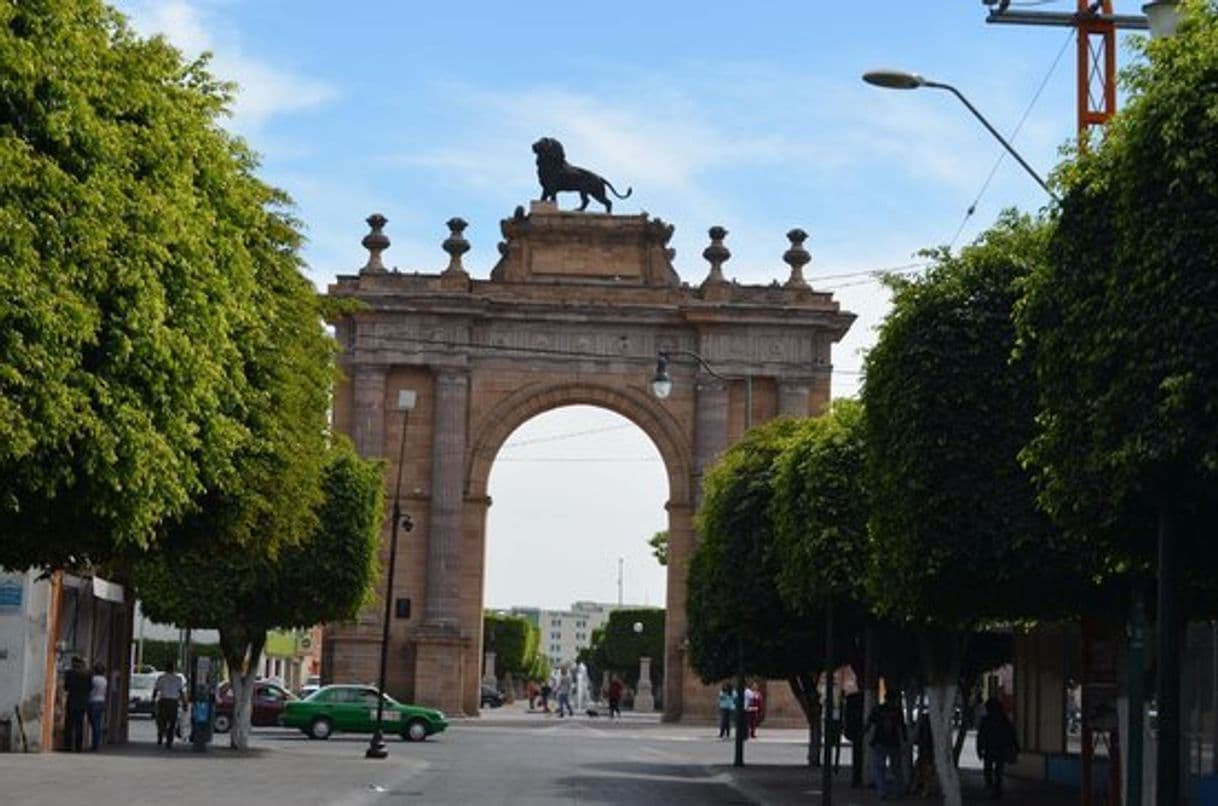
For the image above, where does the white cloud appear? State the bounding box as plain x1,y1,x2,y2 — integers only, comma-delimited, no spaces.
115,0,337,131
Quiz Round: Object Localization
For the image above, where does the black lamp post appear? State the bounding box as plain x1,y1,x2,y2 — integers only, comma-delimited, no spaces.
366,388,417,760
651,349,752,767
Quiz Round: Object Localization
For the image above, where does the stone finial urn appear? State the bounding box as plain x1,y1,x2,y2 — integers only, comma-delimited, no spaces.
442,217,471,277
361,213,390,272
783,228,811,289
701,226,731,286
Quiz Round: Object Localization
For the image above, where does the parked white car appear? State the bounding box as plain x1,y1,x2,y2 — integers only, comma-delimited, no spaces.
128,671,159,716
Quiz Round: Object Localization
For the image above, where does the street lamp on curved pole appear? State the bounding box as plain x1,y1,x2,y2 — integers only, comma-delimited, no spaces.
862,69,1059,201
651,349,752,769
366,389,417,760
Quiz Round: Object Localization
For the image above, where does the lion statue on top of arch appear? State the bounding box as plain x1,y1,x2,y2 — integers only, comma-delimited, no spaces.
532,137,633,213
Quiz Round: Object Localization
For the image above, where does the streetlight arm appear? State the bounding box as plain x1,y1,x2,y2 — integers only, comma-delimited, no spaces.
659,349,733,383
922,80,1059,201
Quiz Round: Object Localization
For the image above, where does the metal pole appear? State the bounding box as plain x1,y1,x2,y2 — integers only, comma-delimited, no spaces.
1156,503,1181,805
823,602,835,806
366,407,411,760
1126,589,1146,806
734,375,754,768
922,80,1058,200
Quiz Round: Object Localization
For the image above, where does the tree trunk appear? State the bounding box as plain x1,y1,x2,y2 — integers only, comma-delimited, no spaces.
219,626,266,751
787,673,821,766
921,628,964,806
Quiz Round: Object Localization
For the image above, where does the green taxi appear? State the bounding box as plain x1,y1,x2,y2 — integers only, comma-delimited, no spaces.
281,684,447,742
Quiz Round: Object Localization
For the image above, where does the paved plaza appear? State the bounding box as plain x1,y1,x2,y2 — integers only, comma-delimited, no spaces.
0,705,1078,805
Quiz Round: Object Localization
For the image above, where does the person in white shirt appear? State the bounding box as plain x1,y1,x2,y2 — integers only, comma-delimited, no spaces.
152,661,186,748
88,663,107,751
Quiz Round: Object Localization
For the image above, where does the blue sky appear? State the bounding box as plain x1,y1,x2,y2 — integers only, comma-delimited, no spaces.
113,1,1151,611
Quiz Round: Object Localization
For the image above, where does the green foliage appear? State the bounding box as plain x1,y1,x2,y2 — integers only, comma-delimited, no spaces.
581,609,664,691
134,439,382,633
483,612,540,681
0,0,270,568
864,213,1077,625
133,640,221,673
648,531,668,567
687,418,822,683
771,399,869,615
1018,0,1218,601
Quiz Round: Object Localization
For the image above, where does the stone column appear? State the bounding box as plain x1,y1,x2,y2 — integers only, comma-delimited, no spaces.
777,380,812,418
693,377,729,507
425,369,468,626
351,365,387,458
483,651,497,687
634,657,655,712
664,501,696,723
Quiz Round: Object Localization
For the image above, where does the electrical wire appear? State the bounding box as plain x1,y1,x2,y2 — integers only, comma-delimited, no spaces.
373,332,859,376
499,422,635,451
947,26,1074,250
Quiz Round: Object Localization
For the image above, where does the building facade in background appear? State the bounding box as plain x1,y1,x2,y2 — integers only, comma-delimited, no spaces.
508,601,638,668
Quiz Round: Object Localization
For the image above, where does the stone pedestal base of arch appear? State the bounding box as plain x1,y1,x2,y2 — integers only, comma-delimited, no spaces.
411,624,470,716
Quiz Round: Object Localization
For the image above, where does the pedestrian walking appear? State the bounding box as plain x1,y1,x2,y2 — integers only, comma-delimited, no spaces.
88,663,107,751
866,694,907,800
977,697,1018,799
717,683,735,739
539,680,552,713
607,676,624,719
152,661,186,748
62,657,92,752
556,669,574,717
745,682,762,738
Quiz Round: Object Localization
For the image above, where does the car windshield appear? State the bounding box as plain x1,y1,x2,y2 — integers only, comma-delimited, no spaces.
130,673,158,691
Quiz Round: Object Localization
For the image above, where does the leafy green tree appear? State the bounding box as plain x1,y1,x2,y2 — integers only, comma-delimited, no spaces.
0,0,267,569
580,609,664,696
135,440,383,749
647,531,668,567
1018,2,1218,599
688,418,824,745
1017,6,1218,797
483,613,541,686
864,213,1077,806
771,399,868,621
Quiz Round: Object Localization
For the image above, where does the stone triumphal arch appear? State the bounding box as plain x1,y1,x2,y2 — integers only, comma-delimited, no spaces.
323,202,854,720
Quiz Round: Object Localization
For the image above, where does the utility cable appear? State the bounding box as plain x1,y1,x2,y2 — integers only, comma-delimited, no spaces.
947,27,1074,250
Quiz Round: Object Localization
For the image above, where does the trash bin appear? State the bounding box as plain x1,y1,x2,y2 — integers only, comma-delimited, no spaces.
0,717,12,753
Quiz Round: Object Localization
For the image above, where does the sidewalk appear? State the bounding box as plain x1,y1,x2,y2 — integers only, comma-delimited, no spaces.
724,763,1079,806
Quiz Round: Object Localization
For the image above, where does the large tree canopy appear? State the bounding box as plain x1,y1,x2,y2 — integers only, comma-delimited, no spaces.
134,439,383,748
863,213,1078,806
771,398,868,619
0,0,273,568
1018,0,1218,597
688,418,823,719
864,213,1075,626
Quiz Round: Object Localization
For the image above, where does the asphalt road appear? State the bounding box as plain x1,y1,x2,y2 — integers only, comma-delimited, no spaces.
1,711,818,806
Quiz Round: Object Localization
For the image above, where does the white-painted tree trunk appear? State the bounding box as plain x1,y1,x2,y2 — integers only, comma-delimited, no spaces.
228,666,258,750
921,630,964,806
927,679,963,806
220,629,266,751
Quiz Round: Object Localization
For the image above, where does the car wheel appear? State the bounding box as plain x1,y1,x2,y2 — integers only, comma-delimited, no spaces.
308,717,333,740
213,713,232,734
403,719,428,742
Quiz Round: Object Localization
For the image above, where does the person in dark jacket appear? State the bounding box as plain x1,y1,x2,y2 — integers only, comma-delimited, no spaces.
866,695,907,800
976,697,1019,799
63,657,92,752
